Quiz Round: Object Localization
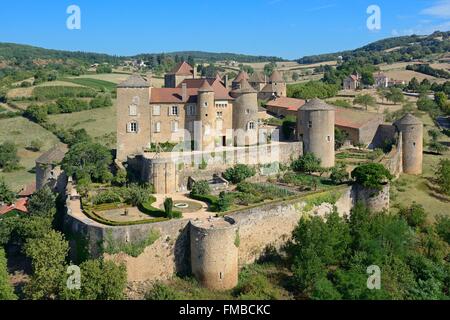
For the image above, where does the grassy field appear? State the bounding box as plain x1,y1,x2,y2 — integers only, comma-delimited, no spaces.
391,112,450,221
47,103,117,147
68,73,130,84
61,77,117,92
0,117,60,191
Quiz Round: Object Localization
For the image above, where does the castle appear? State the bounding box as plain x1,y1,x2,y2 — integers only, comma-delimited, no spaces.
117,62,286,162
115,61,424,195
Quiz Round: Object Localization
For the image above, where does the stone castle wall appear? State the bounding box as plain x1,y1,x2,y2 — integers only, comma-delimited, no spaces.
65,184,353,284
129,141,302,194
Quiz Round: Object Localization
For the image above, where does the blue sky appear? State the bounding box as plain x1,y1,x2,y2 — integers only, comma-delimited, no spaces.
0,0,449,59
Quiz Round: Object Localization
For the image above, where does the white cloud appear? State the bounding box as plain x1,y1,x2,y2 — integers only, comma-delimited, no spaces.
391,20,450,36
421,0,450,19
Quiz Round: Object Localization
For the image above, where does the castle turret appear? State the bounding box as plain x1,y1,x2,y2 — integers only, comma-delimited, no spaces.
298,99,335,168
190,217,239,291
395,113,423,174
197,80,216,151
269,70,286,97
116,74,151,162
231,71,249,90
230,79,259,146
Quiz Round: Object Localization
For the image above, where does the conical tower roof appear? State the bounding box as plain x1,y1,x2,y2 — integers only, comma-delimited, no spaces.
117,74,150,88
395,113,422,126
198,79,214,92
233,70,249,83
231,79,257,94
270,70,283,83
301,98,335,111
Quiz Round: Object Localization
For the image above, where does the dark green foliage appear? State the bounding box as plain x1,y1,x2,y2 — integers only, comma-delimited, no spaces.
289,201,450,300
281,116,297,139
61,259,127,300
287,81,339,100
62,141,113,183
335,127,349,150
27,186,56,217
0,248,16,300
223,164,256,184
435,215,450,245
0,141,20,171
330,164,348,185
190,180,211,196
145,282,181,300
164,197,174,218
216,192,233,212
399,203,427,229
291,153,321,174
435,159,450,196
32,86,97,100
351,163,393,190
353,94,376,110
96,64,113,74
0,177,16,205
406,64,450,79
23,230,69,300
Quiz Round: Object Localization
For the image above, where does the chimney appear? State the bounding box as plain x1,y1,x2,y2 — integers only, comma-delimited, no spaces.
224,74,229,88
181,83,187,101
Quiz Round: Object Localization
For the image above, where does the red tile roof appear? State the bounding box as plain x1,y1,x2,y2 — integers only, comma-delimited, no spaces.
266,97,306,111
0,198,28,215
151,77,233,103
169,61,194,76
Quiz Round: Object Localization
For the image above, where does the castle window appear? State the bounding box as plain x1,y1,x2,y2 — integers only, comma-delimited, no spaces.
327,136,331,142
154,122,161,133
204,102,208,107
217,111,223,118
308,121,312,128
247,121,256,130
246,109,250,114
127,121,138,133
169,106,179,116
216,119,223,131
187,104,196,116
129,104,137,116
171,121,179,133
132,96,140,105
153,105,161,116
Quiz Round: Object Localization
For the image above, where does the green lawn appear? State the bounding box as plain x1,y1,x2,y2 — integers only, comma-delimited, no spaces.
47,103,116,147
0,117,59,191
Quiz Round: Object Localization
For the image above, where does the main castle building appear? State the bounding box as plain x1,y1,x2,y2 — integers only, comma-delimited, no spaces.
116,62,285,161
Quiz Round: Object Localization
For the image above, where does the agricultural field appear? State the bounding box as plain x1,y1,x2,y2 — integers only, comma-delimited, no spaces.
0,117,59,191
61,77,117,92
47,103,117,147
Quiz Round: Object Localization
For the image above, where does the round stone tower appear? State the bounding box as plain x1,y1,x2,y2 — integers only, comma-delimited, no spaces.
298,99,335,168
197,80,216,151
230,79,259,146
395,113,423,174
190,217,239,291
